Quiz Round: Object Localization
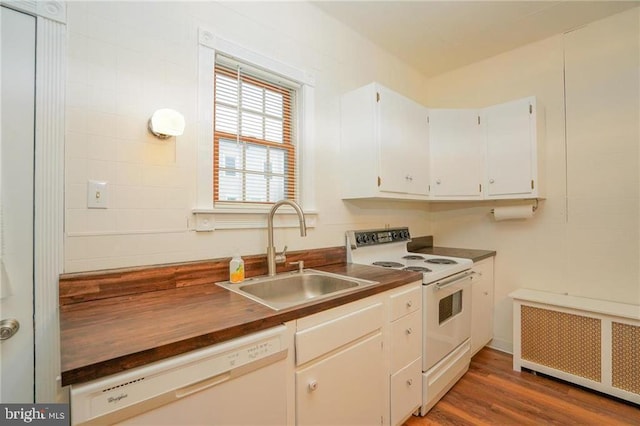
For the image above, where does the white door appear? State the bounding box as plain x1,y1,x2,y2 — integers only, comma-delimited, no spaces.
0,6,36,403
378,86,430,195
429,108,483,198
296,332,384,426
378,85,410,194
485,97,535,197
404,102,430,196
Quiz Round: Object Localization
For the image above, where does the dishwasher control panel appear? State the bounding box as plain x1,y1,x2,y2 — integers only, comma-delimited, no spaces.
227,339,277,367
71,325,290,424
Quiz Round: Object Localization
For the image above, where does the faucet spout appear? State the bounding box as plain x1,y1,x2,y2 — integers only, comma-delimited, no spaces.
267,199,307,276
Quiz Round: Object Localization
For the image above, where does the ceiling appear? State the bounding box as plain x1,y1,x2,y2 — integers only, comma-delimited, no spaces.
313,1,639,77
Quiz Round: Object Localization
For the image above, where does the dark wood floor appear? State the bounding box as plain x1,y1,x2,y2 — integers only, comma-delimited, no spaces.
405,347,640,425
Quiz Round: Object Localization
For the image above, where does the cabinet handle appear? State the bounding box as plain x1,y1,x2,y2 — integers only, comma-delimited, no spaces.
406,300,413,308
483,291,489,296
489,179,495,184
436,179,441,184
405,327,413,335
308,380,318,392
406,379,413,386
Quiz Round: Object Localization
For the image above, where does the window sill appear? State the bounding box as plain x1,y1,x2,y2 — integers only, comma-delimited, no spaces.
192,207,318,232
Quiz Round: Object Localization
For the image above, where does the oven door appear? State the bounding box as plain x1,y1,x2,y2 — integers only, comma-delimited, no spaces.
423,270,474,372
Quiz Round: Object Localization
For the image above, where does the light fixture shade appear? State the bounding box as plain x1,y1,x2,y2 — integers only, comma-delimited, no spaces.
148,108,185,139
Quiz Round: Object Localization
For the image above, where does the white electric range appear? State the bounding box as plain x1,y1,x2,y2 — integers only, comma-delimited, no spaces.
346,227,475,415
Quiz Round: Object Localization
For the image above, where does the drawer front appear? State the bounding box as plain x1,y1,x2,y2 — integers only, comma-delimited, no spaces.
390,358,422,426
296,302,384,366
390,310,422,372
390,284,422,321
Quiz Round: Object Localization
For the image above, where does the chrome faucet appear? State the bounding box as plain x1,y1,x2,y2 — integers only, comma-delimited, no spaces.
267,199,307,276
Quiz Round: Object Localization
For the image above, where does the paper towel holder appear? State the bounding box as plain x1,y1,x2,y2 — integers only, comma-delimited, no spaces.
490,199,539,215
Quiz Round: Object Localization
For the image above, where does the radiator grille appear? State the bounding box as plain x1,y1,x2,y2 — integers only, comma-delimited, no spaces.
521,306,601,382
612,322,640,394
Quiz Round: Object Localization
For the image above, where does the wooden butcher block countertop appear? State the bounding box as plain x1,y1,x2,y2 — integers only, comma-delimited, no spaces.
59,247,422,387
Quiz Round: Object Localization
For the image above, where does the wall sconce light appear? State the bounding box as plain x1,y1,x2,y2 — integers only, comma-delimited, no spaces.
148,109,185,139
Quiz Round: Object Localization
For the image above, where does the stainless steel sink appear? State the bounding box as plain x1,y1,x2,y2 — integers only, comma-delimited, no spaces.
217,270,378,310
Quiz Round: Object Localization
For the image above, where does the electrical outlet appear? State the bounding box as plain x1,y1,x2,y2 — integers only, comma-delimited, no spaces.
87,180,108,209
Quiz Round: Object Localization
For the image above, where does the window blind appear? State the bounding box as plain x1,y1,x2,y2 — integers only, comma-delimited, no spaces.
213,55,298,205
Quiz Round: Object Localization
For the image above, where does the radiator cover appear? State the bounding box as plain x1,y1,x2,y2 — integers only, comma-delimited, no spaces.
511,289,640,405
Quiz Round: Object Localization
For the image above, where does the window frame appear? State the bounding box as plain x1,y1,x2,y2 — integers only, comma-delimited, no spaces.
195,29,316,231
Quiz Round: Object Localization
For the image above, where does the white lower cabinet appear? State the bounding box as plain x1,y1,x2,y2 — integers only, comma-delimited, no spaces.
470,257,495,355
387,283,423,425
295,296,386,426
296,332,384,426
390,358,422,426
294,281,423,426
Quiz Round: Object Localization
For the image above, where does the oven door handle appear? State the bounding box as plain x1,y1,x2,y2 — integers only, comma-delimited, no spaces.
434,271,477,291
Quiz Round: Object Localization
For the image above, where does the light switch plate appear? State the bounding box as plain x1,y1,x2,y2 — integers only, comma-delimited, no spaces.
87,180,108,209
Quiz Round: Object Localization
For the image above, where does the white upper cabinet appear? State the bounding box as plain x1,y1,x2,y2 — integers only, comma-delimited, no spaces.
340,84,542,202
340,83,429,200
484,96,542,199
428,108,483,199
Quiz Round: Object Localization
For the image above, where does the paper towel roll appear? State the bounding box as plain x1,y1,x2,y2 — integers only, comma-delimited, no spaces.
492,205,534,221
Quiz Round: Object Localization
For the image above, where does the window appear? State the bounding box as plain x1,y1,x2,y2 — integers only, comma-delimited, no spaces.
195,30,316,230
213,56,298,205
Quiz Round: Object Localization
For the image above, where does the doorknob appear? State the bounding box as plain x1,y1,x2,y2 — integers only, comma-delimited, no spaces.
0,319,19,340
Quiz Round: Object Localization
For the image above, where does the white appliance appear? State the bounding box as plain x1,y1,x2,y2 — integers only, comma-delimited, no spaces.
346,227,474,415
70,325,292,425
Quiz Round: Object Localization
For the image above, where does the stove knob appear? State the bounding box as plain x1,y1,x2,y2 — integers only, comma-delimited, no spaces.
402,230,410,239
355,235,362,245
362,234,370,244
371,233,378,243
391,231,398,240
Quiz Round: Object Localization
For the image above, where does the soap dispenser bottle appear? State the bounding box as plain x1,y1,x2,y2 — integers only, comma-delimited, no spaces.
229,254,245,283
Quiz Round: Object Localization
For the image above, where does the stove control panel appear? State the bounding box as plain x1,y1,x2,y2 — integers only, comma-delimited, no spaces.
347,227,411,248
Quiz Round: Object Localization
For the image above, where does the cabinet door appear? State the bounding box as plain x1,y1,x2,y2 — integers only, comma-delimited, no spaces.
296,332,384,426
429,108,483,198
378,86,429,195
340,83,379,199
485,97,536,197
390,358,422,426
405,102,430,196
471,258,495,355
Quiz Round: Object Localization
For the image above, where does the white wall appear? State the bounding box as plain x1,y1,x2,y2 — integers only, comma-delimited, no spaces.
64,3,639,352
64,1,432,272
424,8,640,352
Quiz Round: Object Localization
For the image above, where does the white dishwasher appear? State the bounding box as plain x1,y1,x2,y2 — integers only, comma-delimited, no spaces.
70,324,293,425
